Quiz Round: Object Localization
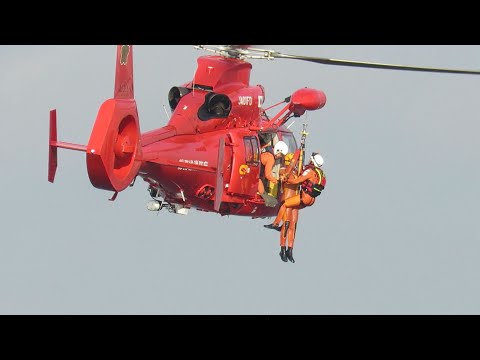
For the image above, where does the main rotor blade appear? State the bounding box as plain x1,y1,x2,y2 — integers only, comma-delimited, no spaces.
272,52,480,75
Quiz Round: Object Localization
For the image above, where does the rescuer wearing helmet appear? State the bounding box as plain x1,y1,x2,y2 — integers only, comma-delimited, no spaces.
264,152,326,263
257,139,288,207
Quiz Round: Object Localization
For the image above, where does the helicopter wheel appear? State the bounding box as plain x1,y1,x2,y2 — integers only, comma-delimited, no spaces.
86,98,142,192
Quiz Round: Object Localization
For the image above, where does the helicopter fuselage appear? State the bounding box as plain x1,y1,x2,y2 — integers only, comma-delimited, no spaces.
139,124,295,217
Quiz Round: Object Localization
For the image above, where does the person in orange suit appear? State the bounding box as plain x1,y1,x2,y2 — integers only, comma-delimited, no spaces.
277,153,300,262
257,139,288,207
264,152,326,263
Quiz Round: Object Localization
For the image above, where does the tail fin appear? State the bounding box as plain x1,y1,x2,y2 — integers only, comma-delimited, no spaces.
86,44,142,193
114,45,134,99
48,45,139,194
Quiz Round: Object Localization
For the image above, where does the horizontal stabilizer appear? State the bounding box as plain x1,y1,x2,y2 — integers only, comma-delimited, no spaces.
48,109,87,183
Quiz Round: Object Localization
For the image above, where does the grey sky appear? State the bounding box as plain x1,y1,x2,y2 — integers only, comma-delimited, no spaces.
1,45,479,315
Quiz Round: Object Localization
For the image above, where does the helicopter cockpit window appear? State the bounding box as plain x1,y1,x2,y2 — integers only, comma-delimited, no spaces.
168,87,191,111
244,136,260,165
197,92,232,121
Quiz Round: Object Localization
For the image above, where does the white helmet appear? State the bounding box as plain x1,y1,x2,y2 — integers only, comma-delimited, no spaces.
274,141,288,156
311,152,324,167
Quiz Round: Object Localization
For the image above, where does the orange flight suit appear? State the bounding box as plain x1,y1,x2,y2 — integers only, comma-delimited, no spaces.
272,163,320,226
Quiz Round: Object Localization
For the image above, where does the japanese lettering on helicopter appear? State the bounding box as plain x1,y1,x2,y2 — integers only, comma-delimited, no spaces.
179,159,209,167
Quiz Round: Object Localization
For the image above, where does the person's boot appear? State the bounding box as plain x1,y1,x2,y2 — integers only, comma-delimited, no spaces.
264,223,281,231
279,246,288,262
286,247,295,263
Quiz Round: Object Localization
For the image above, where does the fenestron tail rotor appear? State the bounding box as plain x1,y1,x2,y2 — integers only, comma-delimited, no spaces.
195,45,480,75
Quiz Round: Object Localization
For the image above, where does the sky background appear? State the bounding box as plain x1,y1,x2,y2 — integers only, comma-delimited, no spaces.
1,45,479,315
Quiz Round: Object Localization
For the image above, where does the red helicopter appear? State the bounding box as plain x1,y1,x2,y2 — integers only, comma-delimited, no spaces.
48,45,480,218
